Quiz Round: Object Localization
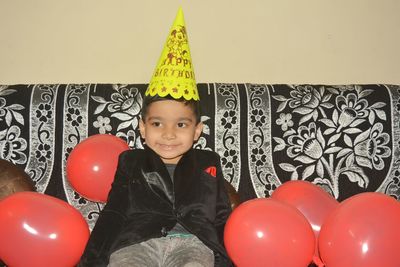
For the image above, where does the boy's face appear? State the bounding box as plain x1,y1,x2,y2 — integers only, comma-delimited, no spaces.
139,100,203,164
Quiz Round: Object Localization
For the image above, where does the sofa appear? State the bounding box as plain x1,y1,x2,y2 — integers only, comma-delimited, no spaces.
1,83,399,265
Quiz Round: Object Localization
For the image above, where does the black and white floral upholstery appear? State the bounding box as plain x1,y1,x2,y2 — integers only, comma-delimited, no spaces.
1,83,399,230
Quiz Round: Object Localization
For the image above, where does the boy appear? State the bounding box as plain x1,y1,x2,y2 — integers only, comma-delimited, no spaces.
78,8,233,267
79,95,232,266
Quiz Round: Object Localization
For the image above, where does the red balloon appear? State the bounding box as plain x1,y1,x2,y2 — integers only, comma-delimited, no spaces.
271,181,338,261
66,134,129,202
319,192,400,267
224,198,315,267
0,192,89,267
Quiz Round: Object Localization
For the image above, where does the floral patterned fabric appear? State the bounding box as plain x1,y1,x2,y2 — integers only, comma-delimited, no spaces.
1,83,399,229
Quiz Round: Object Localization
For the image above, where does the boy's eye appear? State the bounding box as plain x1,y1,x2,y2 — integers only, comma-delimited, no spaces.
177,122,187,128
151,122,161,127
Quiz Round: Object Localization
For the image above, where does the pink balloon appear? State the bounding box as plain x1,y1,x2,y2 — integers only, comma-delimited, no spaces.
271,180,338,261
319,192,400,267
0,192,89,267
66,134,129,202
224,198,315,267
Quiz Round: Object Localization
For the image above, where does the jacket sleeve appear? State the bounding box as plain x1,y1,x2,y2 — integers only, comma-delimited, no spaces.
78,152,132,267
213,154,232,246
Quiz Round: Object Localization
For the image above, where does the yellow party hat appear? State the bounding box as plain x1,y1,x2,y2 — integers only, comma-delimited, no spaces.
146,7,199,101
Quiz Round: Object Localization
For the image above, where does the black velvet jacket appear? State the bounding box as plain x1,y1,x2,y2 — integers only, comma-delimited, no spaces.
78,146,233,267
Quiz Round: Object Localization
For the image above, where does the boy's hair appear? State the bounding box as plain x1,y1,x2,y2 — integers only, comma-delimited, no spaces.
141,94,201,124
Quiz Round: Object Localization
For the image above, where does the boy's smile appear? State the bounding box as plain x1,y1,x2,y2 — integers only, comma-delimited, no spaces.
139,100,203,164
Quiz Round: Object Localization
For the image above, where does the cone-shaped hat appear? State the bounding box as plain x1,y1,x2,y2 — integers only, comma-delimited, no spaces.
146,7,199,101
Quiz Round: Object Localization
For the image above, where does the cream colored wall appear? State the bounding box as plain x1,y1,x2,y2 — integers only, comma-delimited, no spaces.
0,0,399,84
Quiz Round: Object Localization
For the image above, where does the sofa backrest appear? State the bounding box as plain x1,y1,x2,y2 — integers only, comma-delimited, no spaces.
1,83,399,229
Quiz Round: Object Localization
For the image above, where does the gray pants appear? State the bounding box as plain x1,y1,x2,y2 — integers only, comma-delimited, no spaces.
108,235,214,267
